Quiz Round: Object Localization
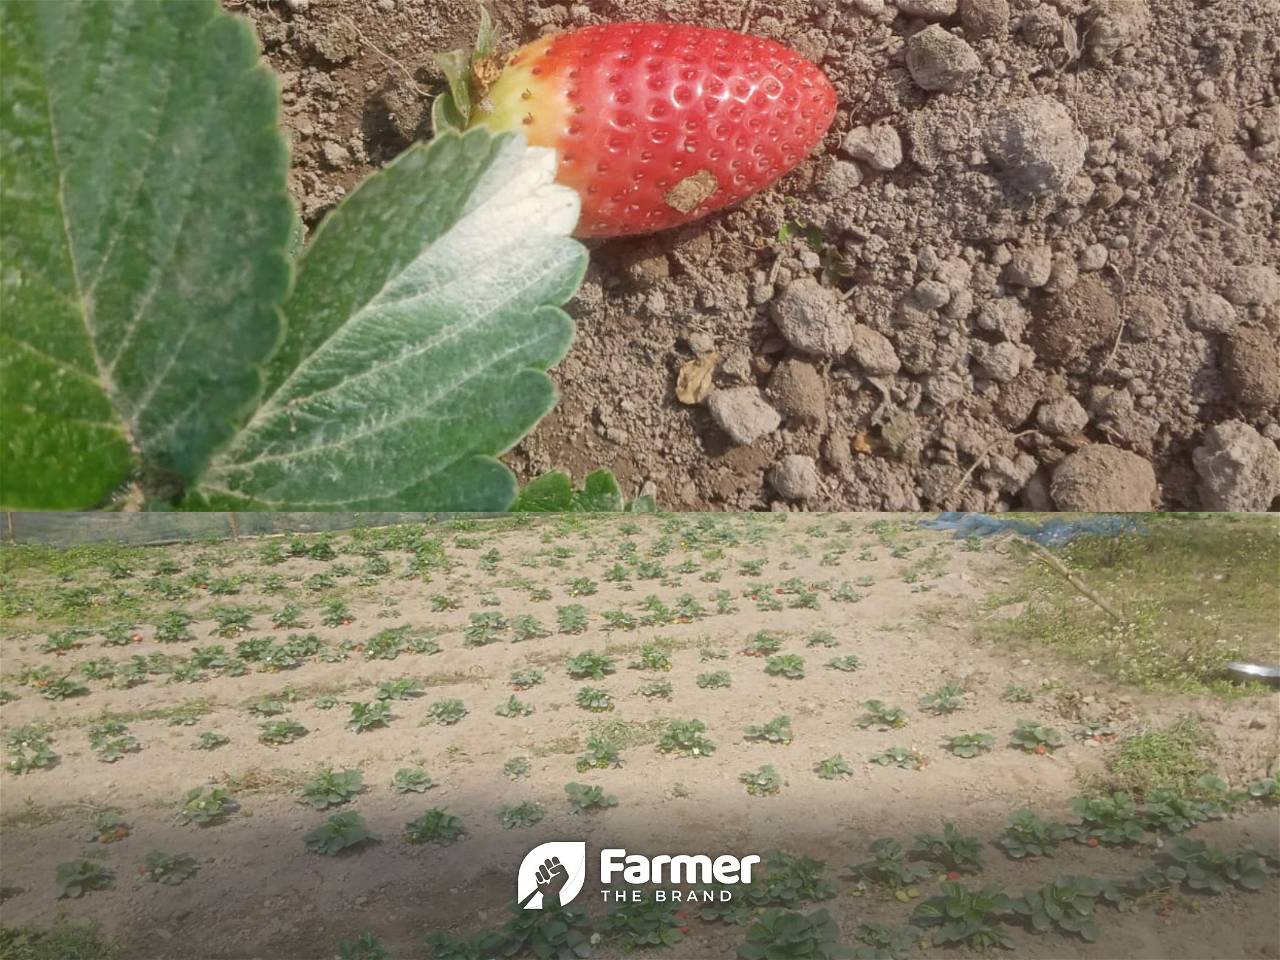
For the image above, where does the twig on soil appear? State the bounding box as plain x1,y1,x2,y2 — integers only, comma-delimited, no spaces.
943,430,1036,504
1025,541,1124,621
337,13,427,97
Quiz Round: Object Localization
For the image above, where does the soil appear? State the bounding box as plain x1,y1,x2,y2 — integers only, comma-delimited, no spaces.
1,517,1278,958
224,0,1280,512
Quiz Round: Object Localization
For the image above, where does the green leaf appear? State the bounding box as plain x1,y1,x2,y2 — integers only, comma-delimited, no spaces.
511,470,574,512
573,468,624,512
1,0,291,508
431,91,466,136
189,128,585,510
435,48,472,125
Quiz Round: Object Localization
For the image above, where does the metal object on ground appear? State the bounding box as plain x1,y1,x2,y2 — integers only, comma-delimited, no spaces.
1225,661,1280,688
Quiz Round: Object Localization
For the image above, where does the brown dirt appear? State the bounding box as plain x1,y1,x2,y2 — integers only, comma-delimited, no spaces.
1,516,1277,958
224,0,1279,512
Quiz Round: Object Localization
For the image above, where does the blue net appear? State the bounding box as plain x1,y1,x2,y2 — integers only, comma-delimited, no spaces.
918,513,1143,547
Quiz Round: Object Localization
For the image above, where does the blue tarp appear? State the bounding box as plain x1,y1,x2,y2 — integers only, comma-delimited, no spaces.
918,513,1142,547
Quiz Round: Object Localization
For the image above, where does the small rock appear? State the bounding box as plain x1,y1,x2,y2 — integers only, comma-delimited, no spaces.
1185,290,1239,334
849,324,901,376
1078,243,1108,272
972,340,1026,382
1125,293,1169,341
852,0,888,15
1192,421,1280,512
770,455,821,501
975,297,1029,340
1222,264,1280,307
308,18,360,63
841,124,904,171
321,140,352,169
906,25,981,94
895,0,958,18
1003,244,1053,288
1019,6,1063,47
959,0,1010,37
768,360,828,427
770,278,853,356
707,388,782,445
912,279,952,310
1051,445,1158,511
1031,275,1120,363
1221,327,1280,406
1035,396,1089,435
814,159,864,200
983,96,1087,196
1085,0,1149,64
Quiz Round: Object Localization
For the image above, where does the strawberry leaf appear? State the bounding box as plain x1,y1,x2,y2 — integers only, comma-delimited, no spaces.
0,0,290,508
190,128,584,510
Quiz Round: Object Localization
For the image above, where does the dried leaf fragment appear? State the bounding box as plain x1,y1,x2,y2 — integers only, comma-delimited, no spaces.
676,352,719,405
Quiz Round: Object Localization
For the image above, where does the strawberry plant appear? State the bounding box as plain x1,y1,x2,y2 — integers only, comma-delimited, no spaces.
405,808,465,844
756,852,837,906
697,670,732,689
911,821,984,875
510,668,545,689
995,810,1070,860
566,650,616,680
423,699,468,725
870,747,926,771
259,719,307,745
155,610,196,643
743,631,784,656
88,809,130,844
39,628,88,653
500,898,594,959
88,720,140,762
338,932,391,960
56,859,112,898
248,697,288,717
500,800,546,829
464,612,507,646
511,615,550,642
39,675,89,701
210,605,252,637
306,811,378,855
496,694,534,718
140,851,199,886
603,610,638,631
806,630,837,648
632,643,674,672
270,605,306,630
737,908,849,960
851,922,921,960
858,701,907,730
1002,685,1034,703
640,679,673,699
176,787,238,826
602,893,686,951
815,755,855,780
425,930,507,960
1140,788,1222,834
431,594,461,612
1159,837,1270,894
195,731,229,751
577,736,622,772
764,654,806,679
567,576,598,597
1011,719,1064,754
1069,793,1146,847
918,685,965,714
848,839,931,892
945,733,995,758
365,626,413,659
658,719,715,757
4,726,57,774
826,656,861,672
321,599,355,628
910,882,1014,950
375,678,422,701
504,756,531,780
1013,876,1104,942
566,782,618,813
393,767,434,794
557,605,589,634
576,686,614,712
745,715,794,745
300,768,365,810
740,764,784,796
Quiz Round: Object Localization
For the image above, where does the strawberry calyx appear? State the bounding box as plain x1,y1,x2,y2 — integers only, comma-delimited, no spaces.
433,6,501,134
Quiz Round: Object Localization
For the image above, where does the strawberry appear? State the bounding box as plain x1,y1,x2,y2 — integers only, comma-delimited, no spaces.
441,19,836,237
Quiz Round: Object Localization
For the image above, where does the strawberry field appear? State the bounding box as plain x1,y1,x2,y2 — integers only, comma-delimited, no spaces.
1,514,1277,959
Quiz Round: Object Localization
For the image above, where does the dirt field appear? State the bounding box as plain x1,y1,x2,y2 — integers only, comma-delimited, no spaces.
224,0,1280,512
0,515,1277,959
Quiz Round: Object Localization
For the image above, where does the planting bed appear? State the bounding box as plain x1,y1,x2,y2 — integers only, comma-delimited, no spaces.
0,514,1277,958
231,0,1280,511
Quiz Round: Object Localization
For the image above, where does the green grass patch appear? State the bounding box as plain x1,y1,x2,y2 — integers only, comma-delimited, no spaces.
1087,717,1213,799
0,924,121,960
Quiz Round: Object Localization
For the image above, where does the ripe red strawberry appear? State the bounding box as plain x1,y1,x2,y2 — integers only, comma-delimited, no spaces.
465,22,837,237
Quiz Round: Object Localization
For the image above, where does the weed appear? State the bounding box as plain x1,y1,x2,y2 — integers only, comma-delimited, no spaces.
423,699,468,725
306,812,377,855
405,808,465,844
300,769,364,810
658,719,715,757
139,851,199,886
946,733,995,758
1101,719,1210,799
